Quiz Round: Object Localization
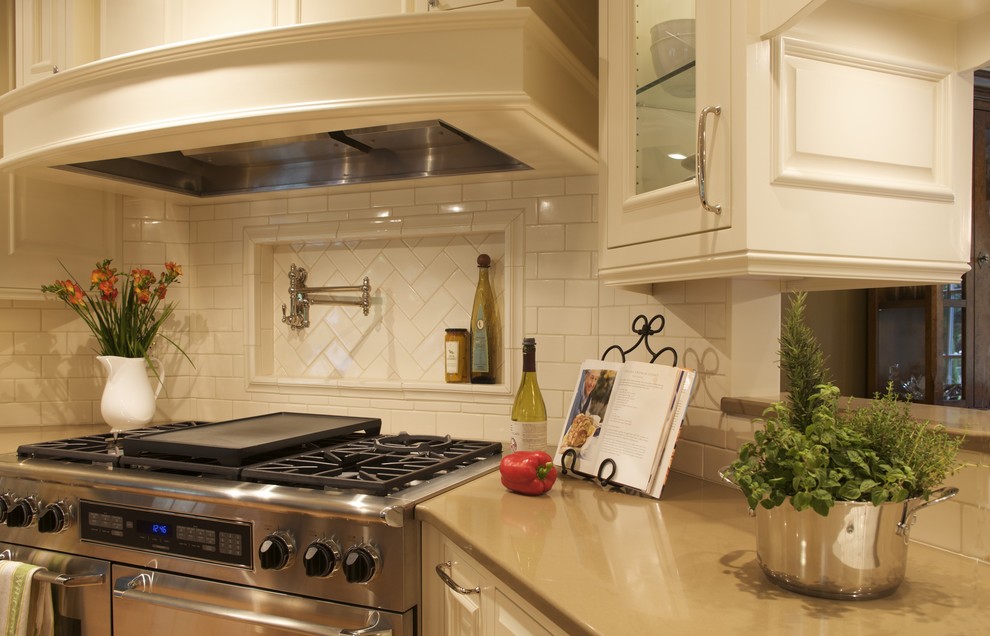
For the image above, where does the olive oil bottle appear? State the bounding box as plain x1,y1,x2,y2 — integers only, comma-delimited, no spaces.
469,254,498,384
509,337,547,452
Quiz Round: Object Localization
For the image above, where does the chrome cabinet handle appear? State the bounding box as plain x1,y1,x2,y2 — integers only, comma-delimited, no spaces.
114,575,392,635
435,561,480,595
696,105,722,215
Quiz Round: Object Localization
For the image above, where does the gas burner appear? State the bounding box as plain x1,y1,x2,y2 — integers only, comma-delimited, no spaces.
374,433,453,455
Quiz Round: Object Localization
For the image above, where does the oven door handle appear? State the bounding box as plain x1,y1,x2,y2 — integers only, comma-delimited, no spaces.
0,552,106,588
113,575,392,635
34,570,106,588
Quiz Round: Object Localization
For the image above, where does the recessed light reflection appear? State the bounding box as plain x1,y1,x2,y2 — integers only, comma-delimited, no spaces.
667,153,687,160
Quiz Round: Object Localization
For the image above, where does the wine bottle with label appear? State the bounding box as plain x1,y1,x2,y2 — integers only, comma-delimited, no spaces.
510,337,547,452
470,254,498,384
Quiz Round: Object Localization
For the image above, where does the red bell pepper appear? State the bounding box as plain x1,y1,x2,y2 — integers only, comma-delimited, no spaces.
499,451,558,496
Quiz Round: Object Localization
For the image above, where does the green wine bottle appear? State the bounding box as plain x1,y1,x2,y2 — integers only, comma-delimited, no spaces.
470,254,498,384
509,338,547,452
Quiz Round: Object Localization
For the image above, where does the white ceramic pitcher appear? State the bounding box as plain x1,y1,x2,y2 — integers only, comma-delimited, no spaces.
97,356,164,430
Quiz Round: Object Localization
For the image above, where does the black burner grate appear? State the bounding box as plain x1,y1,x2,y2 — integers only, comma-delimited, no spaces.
16,422,201,465
16,422,502,495
241,437,503,495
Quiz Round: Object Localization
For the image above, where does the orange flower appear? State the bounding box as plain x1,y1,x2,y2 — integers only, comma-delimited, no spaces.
41,259,189,362
64,280,86,306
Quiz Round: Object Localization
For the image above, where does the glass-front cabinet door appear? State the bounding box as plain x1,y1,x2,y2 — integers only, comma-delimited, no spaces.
601,0,731,251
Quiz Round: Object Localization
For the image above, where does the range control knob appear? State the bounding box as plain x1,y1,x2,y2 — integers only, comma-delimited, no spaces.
0,494,13,524
258,532,295,570
343,544,381,584
38,501,71,534
303,540,342,578
5,497,37,528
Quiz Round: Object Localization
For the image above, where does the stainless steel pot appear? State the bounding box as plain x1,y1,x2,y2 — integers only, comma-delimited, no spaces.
719,468,958,600
754,488,957,599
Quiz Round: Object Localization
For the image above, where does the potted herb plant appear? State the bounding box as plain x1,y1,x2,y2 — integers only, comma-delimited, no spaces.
725,292,962,600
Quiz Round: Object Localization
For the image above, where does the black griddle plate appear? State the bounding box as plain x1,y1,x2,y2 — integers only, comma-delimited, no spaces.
119,413,382,467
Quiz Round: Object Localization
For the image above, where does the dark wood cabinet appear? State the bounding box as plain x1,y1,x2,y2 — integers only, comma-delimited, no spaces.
867,285,968,406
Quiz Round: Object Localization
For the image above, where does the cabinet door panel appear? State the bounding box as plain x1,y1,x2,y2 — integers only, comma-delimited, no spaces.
493,589,552,636
0,175,119,299
603,0,731,250
14,0,59,85
444,585,483,636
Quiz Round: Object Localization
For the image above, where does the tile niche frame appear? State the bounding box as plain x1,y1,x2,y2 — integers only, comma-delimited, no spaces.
243,207,524,403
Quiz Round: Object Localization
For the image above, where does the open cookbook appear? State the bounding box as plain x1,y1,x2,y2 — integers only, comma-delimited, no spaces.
553,360,696,498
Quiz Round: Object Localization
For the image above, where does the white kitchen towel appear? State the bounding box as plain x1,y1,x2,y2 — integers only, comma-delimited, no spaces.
0,560,53,636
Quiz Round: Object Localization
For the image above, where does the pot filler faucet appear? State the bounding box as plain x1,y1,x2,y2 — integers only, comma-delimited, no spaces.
281,263,371,330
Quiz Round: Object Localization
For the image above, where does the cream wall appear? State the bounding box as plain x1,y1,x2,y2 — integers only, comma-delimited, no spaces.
1,173,985,563
0,174,733,475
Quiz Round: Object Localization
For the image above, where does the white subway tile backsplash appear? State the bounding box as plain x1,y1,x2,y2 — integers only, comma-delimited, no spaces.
122,197,165,219
564,280,600,308
565,175,597,194
464,181,512,201
250,198,289,217
195,219,235,243
370,188,415,208
537,195,593,225
122,219,142,241
526,225,566,252
512,178,566,199
524,280,565,307
214,202,250,219
562,335,600,363
537,252,591,279
328,192,372,211
598,306,631,336
538,307,592,336
122,242,167,266
287,195,329,214
564,223,597,251
416,185,462,204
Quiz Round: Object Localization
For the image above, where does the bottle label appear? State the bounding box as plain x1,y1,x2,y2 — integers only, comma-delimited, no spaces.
509,419,547,453
472,307,489,372
444,340,460,374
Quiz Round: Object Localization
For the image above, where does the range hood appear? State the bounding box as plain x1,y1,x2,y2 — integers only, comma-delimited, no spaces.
58,120,530,197
0,10,597,200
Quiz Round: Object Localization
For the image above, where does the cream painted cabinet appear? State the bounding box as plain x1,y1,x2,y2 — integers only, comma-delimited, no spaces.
599,0,730,249
14,0,97,86
421,522,562,636
0,175,119,299
100,0,419,58
599,0,977,289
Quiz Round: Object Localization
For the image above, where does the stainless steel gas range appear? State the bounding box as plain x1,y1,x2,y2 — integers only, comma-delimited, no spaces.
0,413,502,635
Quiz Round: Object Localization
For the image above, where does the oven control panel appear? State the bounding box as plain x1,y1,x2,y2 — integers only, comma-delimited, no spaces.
79,500,252,568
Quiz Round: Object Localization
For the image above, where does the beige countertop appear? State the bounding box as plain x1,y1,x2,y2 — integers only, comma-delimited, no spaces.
416,471,989,635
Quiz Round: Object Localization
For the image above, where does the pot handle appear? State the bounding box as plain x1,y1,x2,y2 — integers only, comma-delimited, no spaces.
717,465,740,490
896,486,959,538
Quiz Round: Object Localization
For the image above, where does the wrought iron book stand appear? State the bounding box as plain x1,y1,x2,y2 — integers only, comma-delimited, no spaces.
558,313,680,492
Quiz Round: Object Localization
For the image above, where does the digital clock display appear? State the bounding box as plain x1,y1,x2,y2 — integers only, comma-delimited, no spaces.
136,519,173,537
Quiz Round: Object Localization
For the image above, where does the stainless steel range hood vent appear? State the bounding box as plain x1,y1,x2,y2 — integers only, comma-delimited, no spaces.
56,120,530,198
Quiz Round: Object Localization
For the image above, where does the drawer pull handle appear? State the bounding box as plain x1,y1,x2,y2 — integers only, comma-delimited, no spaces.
435,561,480,595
